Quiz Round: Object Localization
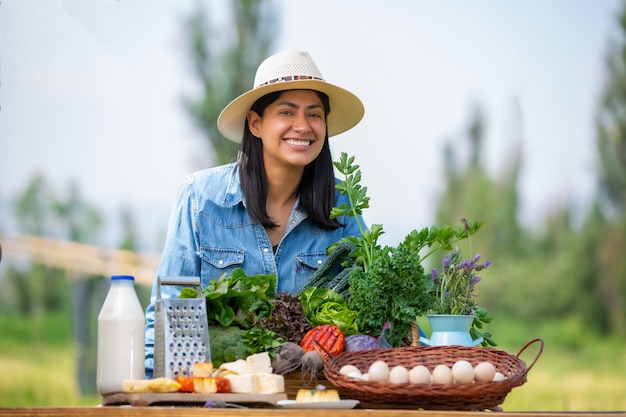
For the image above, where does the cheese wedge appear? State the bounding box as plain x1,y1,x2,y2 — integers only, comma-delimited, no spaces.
245,352,272,374
217,359,247,376
255,372,284,394
122,377,181,393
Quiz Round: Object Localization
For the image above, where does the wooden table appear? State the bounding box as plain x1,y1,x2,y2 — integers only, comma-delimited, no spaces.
0,408,623,417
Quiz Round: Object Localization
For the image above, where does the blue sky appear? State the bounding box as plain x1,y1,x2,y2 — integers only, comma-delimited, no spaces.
0,0,622,248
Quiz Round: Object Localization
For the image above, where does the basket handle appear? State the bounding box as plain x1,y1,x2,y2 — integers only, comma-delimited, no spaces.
312,340,334,368
515,338,544,375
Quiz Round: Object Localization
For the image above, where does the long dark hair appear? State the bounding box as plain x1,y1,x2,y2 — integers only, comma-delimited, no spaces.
238,90,341,230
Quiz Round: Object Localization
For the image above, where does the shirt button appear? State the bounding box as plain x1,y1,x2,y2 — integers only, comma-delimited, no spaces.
218,260,224,265
263,248,269,253
317,259,323,265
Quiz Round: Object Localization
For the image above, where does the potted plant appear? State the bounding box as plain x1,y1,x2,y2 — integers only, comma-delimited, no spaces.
326,153,495,348
419,220,496,347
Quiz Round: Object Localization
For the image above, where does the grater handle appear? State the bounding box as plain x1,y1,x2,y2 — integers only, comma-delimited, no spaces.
156,276,203,300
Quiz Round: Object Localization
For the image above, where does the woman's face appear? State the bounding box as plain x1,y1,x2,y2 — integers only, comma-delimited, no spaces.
247,89,327,170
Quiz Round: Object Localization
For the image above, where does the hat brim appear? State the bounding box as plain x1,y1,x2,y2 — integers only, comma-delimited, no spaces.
217,80,364,143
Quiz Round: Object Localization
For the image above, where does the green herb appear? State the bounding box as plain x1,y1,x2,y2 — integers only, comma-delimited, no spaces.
332,152,484,347
197,268,276,328
241,326,283,359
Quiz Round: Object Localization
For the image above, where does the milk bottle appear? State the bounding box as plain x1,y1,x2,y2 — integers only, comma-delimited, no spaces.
97,275,145,395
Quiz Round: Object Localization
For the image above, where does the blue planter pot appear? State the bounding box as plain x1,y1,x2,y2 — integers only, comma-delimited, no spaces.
419,314,483,347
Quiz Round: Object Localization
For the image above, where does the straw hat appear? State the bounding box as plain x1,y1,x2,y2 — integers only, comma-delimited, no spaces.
217,51,365,143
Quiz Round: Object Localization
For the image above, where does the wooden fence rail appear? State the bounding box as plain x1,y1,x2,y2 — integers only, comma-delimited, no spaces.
0,234,160,286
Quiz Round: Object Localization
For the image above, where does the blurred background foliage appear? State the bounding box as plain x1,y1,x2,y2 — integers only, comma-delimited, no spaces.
0,0,625,411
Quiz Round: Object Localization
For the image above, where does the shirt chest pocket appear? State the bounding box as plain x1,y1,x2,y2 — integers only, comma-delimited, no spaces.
200,247,245,275
296,253,327,272
292,252,327,293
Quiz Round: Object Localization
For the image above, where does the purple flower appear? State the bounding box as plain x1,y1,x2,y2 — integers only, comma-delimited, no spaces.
474,260,492,272
431,268,440,285
442,256,451,273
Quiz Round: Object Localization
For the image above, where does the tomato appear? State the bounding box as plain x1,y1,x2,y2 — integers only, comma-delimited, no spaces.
300,324,345,356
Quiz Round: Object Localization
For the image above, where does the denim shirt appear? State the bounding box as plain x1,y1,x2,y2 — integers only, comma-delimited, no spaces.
144,162,363,377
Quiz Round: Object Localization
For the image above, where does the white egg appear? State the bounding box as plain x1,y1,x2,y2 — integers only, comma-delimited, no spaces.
493,371,506,381
368,360,390,382
346,371,363,380
474,361,496,382
452,360,474,384
361,373,370,381
340,364,361,376
432,364,453,384
408,365,432,384
388,365,409,384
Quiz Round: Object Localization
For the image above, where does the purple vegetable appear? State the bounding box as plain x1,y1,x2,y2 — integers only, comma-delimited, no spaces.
344,334,378,352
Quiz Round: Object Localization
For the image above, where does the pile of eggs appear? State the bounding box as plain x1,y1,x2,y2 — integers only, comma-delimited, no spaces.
339,360,505,384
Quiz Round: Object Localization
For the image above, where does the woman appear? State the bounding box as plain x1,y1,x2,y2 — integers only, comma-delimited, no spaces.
144,51,365,377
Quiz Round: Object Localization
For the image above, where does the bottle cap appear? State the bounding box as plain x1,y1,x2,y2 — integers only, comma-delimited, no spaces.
111,275,135,281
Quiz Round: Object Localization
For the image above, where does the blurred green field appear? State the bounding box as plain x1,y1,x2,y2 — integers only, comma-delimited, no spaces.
0,312,624,410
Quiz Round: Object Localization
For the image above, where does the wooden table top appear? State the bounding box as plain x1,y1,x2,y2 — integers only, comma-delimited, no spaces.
0,407,624,417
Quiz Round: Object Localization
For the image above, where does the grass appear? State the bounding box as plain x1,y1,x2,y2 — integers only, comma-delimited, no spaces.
485,315,625,411
1,313,625,410
501,340,626,411
0,312,101,406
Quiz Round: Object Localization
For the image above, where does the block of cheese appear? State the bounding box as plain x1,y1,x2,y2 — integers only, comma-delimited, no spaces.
225,373,256,394
255,372,285,394
193,362,214,378
296,387,340,402
245,352,272,374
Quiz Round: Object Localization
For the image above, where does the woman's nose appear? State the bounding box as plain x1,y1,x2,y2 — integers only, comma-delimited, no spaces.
292,112,311,132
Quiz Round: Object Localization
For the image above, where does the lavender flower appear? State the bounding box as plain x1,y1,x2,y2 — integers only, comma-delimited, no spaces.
431,268,440,285
429,242,491,315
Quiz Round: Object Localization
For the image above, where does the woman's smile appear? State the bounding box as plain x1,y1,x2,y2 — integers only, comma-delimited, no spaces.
284,138,313,147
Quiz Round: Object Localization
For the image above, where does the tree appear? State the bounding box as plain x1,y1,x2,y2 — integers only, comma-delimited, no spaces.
434,102,523,259
181,0,281,167
586,1,626,336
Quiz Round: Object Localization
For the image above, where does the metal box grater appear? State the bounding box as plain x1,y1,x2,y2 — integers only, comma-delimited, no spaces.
153,276,211,379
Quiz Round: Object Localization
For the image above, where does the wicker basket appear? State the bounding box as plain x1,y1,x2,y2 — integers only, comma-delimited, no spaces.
315,338,543,411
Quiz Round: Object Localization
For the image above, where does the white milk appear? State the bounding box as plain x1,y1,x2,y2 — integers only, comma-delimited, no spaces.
97,275,145,395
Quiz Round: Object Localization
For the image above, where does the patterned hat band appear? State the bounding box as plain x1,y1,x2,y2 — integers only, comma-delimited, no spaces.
256,75,324,88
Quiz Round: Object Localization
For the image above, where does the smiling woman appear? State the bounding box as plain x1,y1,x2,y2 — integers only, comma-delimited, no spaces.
143,51,367,379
